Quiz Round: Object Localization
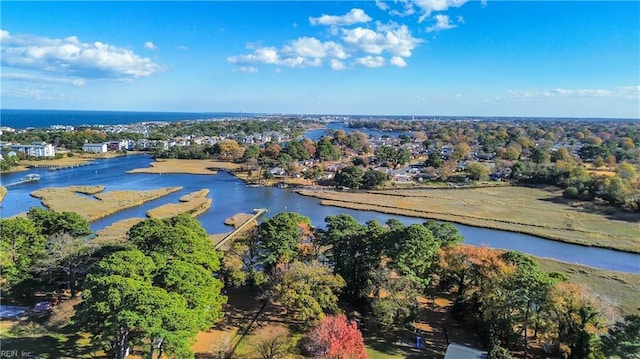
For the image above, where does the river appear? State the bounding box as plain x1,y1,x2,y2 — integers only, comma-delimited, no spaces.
1,154,638,273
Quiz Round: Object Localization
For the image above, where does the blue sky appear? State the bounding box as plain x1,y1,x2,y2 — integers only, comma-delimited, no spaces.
1,1,638,118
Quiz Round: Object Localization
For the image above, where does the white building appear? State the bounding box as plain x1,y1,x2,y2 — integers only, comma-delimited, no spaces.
10,142,55,157
82,143,108,153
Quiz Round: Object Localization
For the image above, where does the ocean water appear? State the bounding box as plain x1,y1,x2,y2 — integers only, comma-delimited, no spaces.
0,109,251,129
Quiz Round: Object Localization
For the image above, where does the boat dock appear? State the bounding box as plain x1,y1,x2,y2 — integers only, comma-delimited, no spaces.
28,162,96,171
5,174,41,187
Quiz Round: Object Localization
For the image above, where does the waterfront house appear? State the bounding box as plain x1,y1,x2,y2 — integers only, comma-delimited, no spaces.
443,343,487,359
82,143,108,153
10,142,55,157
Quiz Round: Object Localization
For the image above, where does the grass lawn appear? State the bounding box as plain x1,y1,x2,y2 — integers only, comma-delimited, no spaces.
296,185,640,253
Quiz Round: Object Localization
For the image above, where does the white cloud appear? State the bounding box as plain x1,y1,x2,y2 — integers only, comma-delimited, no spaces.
232,66,259,73
390,56,407,67
227,46,280,65
282,37,348,59
2,72,86,86
389,0,416,17
342,23,422,57
330,59,346,70
309,8,372,26
0,29,161,80
355,56,385,68
375,0,389,11
144,41,156,50
427,15,457,32
414,0,469,22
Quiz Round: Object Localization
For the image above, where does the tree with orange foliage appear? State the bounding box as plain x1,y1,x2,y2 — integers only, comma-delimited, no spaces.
306,314,366,359
543,282,613,359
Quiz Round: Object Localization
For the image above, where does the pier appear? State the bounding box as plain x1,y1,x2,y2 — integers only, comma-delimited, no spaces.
28,162,96,171
214,208,268,250
5,174,41,187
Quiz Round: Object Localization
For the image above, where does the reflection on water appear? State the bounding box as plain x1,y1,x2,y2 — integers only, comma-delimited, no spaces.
1,154,638,273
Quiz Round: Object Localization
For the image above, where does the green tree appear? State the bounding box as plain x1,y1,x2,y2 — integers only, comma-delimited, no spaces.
362,169,388,189
601,314,640,359
367,266,420,327
466,162,489,180
319,215,386,300
425,152,443,168
389,224,439,289
316,138,340,161
27,207,92,238
271,260,345,324
258,212,313,270
36,233,94,298
335,165,364,189
0,217,46,289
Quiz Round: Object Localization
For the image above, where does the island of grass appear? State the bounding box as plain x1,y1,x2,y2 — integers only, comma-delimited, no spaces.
296,185,640,254
126,159,231,175
146,189,212,219
30,185,182,222
0,186,7,202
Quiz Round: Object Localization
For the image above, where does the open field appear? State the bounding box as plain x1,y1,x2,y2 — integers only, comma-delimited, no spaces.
146,189,212,219
127,159,222,175
296,186,640,254
31,185,182,221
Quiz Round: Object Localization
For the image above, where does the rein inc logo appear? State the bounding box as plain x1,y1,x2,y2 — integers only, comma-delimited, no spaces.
0,351,33,358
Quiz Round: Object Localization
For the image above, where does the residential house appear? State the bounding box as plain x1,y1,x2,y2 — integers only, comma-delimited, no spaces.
82,143,108,153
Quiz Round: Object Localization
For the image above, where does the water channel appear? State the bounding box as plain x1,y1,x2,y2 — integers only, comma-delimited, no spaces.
1,154,638,273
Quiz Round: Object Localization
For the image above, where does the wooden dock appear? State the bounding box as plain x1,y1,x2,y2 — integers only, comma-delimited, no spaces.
28,162,95,170
5,174,41,187
214,208,268,250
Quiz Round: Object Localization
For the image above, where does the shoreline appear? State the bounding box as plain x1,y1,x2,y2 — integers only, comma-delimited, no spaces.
294,188,640,255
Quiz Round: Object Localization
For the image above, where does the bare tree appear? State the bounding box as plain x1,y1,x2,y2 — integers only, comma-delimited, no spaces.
251,325,290,359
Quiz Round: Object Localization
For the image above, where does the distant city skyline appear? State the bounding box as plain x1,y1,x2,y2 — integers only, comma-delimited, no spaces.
1,1,638,119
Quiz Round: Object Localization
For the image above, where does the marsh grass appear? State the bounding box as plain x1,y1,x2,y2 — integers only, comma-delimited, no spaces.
146,189,212,219
296,186,640,253
31,186,182,221
127,159,221,175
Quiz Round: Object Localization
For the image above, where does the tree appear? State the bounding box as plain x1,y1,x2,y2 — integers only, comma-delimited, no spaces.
367,266,420,327
305,314,366,359
466,163,489,180
36,233,94,298
316,138,340,161
335,166,364,189
0,217,46,289
271,261,345,324
453,143,471,160
362,169,387,189
601,314,640,358
251,325,290,359
422,220,463,246
388,224,439,289
319,215,385,300
258,212,313,270
426,151,443,168
27,207,92,238
76,216,227,359
545,282,610,359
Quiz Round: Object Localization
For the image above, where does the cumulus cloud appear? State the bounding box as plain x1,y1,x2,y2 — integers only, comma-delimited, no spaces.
375,0,389,11
390,56,407,67
414,0,469,22
427,15,457,32
282,37,348,59
355,56,385,68
342,23,422,57
330,59,346,70
309,8,372,26
0,29,161,81
144,41,156,50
